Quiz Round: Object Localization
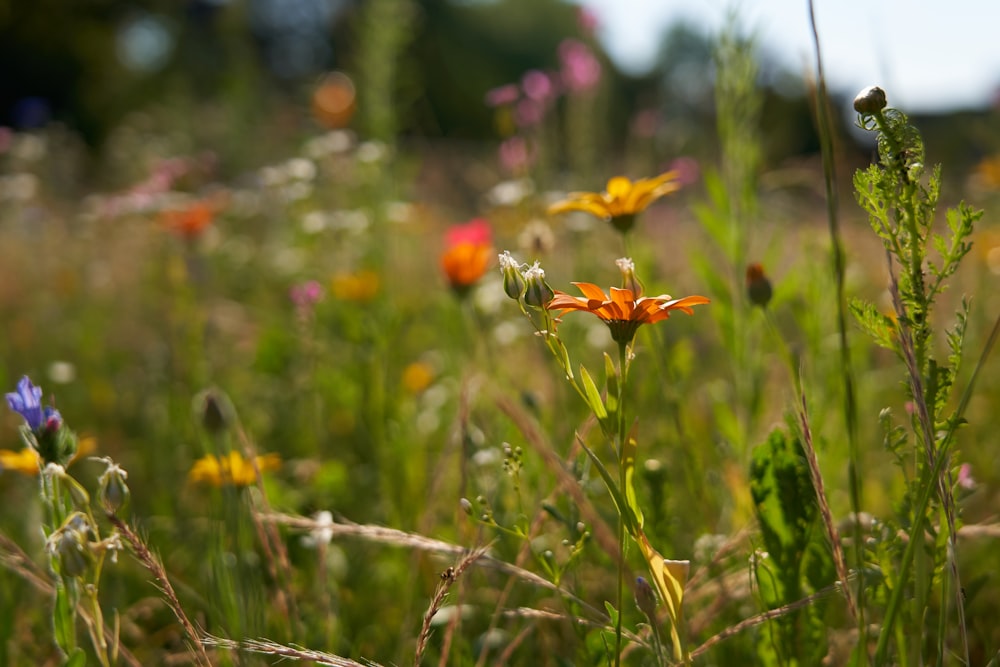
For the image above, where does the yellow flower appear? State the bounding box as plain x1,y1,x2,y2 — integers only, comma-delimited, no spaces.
547,282,709,344
401,361,435,394
188,451,280,487
0,436,97,476
331,270,380,302
548,171,681,233
0,446,42,475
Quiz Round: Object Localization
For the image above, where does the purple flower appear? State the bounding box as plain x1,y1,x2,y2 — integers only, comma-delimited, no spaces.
6,376,60,432
7,376,42,430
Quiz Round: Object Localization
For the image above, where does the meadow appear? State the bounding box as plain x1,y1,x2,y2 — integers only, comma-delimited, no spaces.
1,4,999,666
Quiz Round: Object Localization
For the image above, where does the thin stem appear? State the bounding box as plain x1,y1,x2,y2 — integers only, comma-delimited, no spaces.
613,339,629,667
806,0,866,647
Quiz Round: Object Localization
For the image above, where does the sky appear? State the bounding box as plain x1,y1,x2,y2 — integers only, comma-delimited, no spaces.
576,0,1000,113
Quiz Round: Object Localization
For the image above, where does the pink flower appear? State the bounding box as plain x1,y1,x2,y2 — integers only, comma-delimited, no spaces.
485,84,520,108
576,7,599,35
559,39,601,94
521,70,555,102
498,136,536,175
514,98,545,128
445,218,492,248
290,280,324,315
666,156,701,187
957,463,976,490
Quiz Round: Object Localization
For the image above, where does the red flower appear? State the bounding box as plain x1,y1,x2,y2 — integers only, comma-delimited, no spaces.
442,219,493,293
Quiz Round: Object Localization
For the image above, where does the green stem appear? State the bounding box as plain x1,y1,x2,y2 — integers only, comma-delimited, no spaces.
613,340,629,667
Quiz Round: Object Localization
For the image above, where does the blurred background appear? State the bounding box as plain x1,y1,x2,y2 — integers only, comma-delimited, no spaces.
3,0,998,176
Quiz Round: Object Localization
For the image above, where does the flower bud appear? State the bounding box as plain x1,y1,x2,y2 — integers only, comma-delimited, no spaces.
635,576,658,619
745,263,773,308
459,497,473,516
47,514,95,579
853,86,887,115
498,251,526,300
522,261,554,308
98,460,130,515
615,257,644,297
194,388,233,435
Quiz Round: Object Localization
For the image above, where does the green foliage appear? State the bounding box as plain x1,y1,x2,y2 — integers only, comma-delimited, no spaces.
749,427,833,666
852,91,983,665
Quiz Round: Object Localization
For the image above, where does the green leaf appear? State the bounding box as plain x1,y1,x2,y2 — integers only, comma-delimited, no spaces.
576,436,637,535
579,364,607,422
603,353,619,418
53,580,78,655
622,422,644,531
603,600,619,627
63,648,86,667
849,298,899,353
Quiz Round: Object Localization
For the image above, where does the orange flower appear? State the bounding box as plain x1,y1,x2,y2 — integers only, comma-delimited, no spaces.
547,282,709,344
312,71,357,129
548,171,681,233
161,201,215,240
441,219,493,293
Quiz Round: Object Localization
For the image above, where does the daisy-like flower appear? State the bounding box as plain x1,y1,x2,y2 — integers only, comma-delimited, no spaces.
548,171,681,234
547,281,709,344
188,451,280,487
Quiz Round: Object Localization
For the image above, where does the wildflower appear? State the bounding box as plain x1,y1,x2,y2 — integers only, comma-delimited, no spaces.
548,171,681,234
442,219,493,294
6,375,55,432
485,84,520,108
331,270,380,302
0,436,96,477
523,261,554,308
499,136,536,175
290,280,324,317
5,375,79,466
312,71,356,129
188,451,281,487
957,463,976,490
576,6,599,35
402,361,436,394
0,446,41,475
745,263,773,308
558,39,601,94
521,70,556,102
547,281,709,344
160,201,215,240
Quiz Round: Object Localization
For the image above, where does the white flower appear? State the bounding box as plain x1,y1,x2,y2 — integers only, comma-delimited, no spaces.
301,510,334,548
